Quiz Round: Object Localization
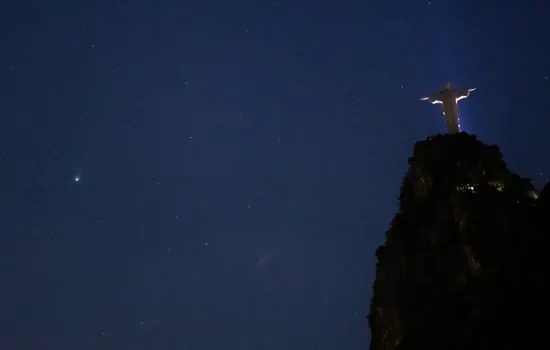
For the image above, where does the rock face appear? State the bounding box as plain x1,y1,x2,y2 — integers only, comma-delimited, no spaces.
368,133,550,350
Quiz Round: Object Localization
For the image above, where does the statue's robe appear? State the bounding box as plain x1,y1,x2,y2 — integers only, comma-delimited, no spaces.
425,88,471,134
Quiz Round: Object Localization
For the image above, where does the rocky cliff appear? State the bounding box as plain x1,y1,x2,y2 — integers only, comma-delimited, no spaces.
368,132,550,350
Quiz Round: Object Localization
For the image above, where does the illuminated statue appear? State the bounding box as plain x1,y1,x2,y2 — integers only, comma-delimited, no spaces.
421,82,476,134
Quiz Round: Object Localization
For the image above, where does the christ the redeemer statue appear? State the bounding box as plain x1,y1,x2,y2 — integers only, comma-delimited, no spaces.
421,82,476,134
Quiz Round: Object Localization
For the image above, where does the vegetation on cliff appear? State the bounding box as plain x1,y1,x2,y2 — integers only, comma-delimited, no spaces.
368,132,550,350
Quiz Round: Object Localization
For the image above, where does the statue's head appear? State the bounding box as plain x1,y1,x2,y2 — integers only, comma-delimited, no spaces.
444,81,452,89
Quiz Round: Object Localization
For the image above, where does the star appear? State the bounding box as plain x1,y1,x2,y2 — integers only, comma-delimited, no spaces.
74,175,81,183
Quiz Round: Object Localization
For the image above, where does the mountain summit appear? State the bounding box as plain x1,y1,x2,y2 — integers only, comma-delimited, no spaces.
368,132,550,350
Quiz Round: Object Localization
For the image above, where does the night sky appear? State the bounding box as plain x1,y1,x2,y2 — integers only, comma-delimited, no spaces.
2,0,550,349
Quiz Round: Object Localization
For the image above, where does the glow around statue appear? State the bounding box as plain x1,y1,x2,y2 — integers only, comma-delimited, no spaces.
421,82,476,134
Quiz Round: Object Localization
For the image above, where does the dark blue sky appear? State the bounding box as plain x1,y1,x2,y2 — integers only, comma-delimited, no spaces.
2,0,549,349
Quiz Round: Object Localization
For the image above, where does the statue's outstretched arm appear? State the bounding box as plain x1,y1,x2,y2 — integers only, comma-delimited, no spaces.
455,88,476,101
420,93,442,104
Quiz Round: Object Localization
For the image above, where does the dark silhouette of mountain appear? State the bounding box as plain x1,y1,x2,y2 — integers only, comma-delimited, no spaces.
368,132,550,350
